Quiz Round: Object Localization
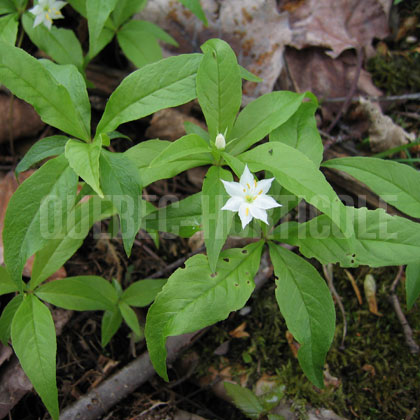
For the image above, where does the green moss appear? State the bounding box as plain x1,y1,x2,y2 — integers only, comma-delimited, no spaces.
195,267,420,419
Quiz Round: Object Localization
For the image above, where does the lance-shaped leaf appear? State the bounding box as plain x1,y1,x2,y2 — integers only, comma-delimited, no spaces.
99,150,143,256
121,279,167,307
0,294,22,345
36,276,118,311
227,92,304,156
239,142,351,236
119,301,141,336
30,197,115,289
22,13,83,69
273,207,420,267
145,192,202,238
11,295,59,420
196,38,242,140
0,0,16,14
3,155,78,290
117,21,162,68
0,13,18,44
406,263,420,310
178,0,207,25
269,243,335,388
111,0,147,27
202,166,234,272
86,0,118,58
0,42,90,140
322,157,420,218
15,135,68,176
40,60,91,138
270,96,323,167
96,53,203,135
146,241,264,380
65,136,103,197
101,308,122,347
224,382,264,420
0,265,19,296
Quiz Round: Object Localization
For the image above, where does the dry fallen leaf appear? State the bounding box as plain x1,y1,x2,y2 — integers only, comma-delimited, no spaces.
364,274,382,316
138,0,291,102
357,98,416,152
281,0,392,58
286,330,299,358
345,269,363,305
362,363,376,377
228,322,250,338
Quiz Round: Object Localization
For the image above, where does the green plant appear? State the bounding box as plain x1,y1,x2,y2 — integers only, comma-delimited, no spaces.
0,35,420,420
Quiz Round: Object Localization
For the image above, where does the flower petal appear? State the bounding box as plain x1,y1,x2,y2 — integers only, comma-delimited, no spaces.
221,179,245,198
254,194,282,210
240,164,254,189
29,5,41,14
238,203,253,229
33,14,44,27
256,178,275,194
53,1,67,10
221,197,243,212
249,205,268,224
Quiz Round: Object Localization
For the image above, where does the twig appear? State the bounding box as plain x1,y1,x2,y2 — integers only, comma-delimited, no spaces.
388,266,419,355
323,92,420,103
323,264,347,349
327,48,364,134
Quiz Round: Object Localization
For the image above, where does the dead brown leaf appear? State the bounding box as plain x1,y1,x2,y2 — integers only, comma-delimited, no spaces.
228,322,250,338
282,48,382,120
345,269,363,305
286,330,299,358
139,0,291,102
0,94,45,144
362,364,376,376
364,274,382,316
281,0,391,58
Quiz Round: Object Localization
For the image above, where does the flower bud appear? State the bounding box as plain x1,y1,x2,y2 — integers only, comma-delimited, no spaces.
215,133,226,150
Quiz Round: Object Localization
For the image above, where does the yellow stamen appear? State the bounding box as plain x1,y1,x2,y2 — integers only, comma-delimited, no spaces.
243,188,246,193
246,207,249,216
247,183,251,189
254,179,257,188
258,189,263,195
46,13,52,22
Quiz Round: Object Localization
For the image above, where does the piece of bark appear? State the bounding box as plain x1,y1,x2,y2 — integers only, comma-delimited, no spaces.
0,94,44,143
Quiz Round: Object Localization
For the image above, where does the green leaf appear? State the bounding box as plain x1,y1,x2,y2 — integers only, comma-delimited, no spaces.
127,20,178,46
117,22,162,68
11,0,27,10
101,308,123,347
119,301,141,336
3,155,78,291
224,382,264,419
178,0,207,25
22,13,84,69
239,65,262,83
227,91,304,156
67,0,86,16
125,139,171,168
65,136,103,197
84,25,114,64
406,263,420,310
274,207,420,267
270,97,322,166
0,294,22,345
184,121,209,142
322,157,420,218
99,150,143,256
121,279,167,307
202,166,234,272
239,142,351,236
40,60,91,138
0,0,16,14
145,241,264,380
197,38,242,140
150,134,209,166
269,243,335,388
0,12,17,44
11,295,59,420
111,0,147,27
15,135,68,176
36,276,118,311
86,0,118,58
0,266,19,296
96,53,203,135
145,192,202,238
30,197,115,289
0,42,90,140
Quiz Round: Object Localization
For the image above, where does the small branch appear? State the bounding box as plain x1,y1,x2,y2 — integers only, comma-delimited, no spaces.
323,264,347,349
326,48,364,134
323,92,420,103
388,266,419,355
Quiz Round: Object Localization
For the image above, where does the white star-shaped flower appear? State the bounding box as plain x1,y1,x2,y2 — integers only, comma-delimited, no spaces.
221,165,282,229
29,0,66,30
